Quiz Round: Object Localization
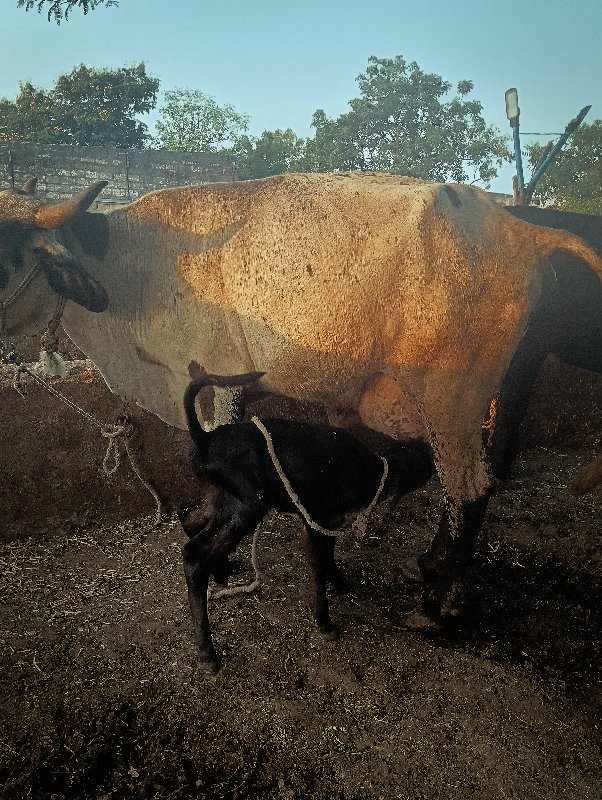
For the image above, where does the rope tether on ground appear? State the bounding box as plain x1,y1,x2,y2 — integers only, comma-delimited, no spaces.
2,279,162,531
4,357,164,529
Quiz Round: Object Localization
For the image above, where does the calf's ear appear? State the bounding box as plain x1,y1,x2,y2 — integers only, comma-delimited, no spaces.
33,241,108,312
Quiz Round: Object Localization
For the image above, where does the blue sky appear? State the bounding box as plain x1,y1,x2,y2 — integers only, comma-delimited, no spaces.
1,0,600,193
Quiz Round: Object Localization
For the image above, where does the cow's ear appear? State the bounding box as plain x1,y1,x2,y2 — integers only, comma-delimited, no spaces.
33,241,108,312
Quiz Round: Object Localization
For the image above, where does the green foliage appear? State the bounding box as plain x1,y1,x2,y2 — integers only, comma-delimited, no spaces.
17,0,118,24
525,120,602,213
234,129,306,180
0,63,159,148
154,89,249,152
304,55,512,186
0,83,56,143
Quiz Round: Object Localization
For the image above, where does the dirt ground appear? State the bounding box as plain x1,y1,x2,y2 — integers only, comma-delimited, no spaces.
0,351,600,800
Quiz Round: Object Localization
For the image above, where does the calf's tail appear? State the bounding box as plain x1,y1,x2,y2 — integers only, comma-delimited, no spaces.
183,371,265,445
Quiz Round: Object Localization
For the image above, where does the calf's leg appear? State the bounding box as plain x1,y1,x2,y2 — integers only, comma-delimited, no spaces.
300,527,337,635
182,535,218,670
323,535,347,592
182,503,265,671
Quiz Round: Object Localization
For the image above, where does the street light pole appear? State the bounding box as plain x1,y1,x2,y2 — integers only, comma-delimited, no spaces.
504,88,590,207
505,88,524,203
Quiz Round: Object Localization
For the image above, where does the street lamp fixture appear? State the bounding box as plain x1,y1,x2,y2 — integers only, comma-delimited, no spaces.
505,88,520,126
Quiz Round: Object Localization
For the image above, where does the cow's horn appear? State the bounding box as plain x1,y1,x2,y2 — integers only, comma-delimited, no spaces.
22,177,38,194
34,181,108,229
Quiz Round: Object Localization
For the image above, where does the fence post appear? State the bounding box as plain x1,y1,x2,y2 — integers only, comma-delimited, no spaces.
8,149,14,189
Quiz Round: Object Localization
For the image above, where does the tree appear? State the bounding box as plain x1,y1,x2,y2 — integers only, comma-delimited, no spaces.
0,63,159,148
0,83,57,143
154,89,249,152
234,128,306,180
304,55,512,186
525,120,602,213
17,0,117,24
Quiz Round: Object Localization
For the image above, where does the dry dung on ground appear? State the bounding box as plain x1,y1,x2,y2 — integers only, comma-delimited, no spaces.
0,355,600,799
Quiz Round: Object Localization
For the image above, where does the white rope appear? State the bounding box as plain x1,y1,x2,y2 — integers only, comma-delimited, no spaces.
351,456,389,539
208,528,262,601
251,415,388,540
9,363,164,527
37,295,68,377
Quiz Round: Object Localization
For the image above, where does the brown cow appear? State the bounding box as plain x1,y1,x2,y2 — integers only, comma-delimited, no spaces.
2,172,601,622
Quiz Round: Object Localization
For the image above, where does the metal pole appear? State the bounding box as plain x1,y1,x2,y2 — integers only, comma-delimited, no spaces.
512,120,524,190
523,105,591,203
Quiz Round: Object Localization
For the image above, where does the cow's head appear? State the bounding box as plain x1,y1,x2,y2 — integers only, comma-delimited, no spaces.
0,179,109,337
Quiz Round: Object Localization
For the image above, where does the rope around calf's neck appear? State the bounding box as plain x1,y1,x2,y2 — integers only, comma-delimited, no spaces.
202,415,390,606
250,415,388,540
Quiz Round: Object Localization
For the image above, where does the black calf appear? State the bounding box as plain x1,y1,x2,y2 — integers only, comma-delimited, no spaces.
179,372,434,672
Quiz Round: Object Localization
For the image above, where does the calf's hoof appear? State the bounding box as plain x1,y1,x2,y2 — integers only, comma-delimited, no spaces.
328,571,349,594
400,556,426,583
317,620,339,639
197,647,221,674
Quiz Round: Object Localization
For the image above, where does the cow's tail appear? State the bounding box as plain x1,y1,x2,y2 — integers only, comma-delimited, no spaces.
183,371,265,445
535,226,602,280
570,454,602,496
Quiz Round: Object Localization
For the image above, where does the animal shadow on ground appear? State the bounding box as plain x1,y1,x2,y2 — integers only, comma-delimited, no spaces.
323,480,600,695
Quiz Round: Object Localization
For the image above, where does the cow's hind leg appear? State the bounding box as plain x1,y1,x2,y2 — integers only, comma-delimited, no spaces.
406,378,495,625
417,491,491,621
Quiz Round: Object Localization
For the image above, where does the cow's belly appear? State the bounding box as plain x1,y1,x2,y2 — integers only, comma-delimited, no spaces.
358,374,428,442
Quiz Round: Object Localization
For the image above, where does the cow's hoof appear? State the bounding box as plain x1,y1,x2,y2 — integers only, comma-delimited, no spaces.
400,557,426,583
438,581,465,621
402,610,443,632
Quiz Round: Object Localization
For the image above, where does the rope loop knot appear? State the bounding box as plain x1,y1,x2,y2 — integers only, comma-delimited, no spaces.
101,416,135,476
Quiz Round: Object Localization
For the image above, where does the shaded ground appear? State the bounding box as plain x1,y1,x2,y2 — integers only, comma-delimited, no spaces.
0,355,600,799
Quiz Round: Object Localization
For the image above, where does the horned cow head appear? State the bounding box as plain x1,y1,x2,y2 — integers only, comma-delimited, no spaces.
0,179,109,313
